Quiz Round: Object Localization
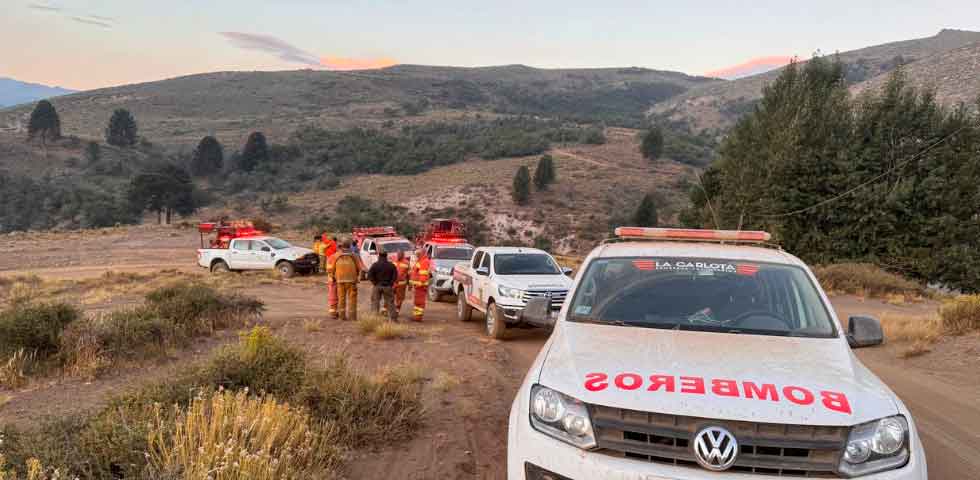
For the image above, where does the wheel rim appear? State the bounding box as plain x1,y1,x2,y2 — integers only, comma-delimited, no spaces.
486,307,495,334
278,265,288,274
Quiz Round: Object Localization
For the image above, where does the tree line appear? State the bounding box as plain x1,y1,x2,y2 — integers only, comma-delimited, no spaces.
682,56,980,291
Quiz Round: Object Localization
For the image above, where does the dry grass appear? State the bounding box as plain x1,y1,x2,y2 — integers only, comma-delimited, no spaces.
356,316,382,335
372,322,408,340
0,456,69,480
939,295,980,335
146,389,338,480
302,317,323,332
0,350,37,390
814,263,926,300
432,371,460,392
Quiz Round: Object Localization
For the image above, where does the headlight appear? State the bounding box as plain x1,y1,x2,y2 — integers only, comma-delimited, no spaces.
498,285,523,299
839,415,909,476
435,266,452,276
529,385,596,449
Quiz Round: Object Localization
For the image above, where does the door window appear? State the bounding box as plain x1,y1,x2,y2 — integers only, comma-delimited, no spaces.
251,241,270,252
480,252,492,272
231,240,251,250
471,251,484,269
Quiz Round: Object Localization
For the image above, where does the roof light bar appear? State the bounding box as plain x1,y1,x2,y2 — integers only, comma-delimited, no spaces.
614,227,772,242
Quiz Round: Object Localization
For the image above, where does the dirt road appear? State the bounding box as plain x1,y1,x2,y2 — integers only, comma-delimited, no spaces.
1,229,977,479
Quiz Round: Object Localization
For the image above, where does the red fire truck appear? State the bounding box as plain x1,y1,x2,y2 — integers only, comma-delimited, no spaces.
196,220,318,277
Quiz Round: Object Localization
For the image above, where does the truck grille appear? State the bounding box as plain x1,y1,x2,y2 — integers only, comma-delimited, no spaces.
521,289,568,309
590,405,847,478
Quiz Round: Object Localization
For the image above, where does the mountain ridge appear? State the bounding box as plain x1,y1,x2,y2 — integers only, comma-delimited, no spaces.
0,77,75,108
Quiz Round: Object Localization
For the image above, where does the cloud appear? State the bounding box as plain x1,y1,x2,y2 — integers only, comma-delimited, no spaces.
27,2,115,28
705,56,795,80
320,56,398,71
28,3,61,11
220,32,397,71
70,16,112,28
220,32,321,66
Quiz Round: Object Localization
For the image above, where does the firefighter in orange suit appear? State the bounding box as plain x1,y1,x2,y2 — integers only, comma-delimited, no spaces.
327,239,362,321
409,248,431,322
384,251,411,318
322,234,339,315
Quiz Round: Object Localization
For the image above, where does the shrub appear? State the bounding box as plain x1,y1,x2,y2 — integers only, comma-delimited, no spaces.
939,295,980,335
146,390,338,480
0,350,37,389
0,304,79,358
202,327,307,397
60,308,172,377
145,282,264,334
372,322,407,340
813,263,924,299
298,357,424,447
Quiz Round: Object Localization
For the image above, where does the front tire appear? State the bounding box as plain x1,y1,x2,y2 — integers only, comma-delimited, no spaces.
428,284,444,302
457,291,473,322
211,260,230,274
276,261,296,278
485,301,506,339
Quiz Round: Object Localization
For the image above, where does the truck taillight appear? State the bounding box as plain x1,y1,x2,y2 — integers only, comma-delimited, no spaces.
614,227,772,242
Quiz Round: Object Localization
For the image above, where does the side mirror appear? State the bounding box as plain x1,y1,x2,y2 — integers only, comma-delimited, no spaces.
522,297,556,328
475,267,490,276
847,315,884,348
561,267,574,276
261,247,271,252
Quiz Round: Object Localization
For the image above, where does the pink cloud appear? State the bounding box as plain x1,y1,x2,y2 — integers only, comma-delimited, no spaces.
705,56,795,80
320,56,398,71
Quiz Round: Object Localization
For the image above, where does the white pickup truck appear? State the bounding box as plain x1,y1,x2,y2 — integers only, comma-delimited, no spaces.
508,228,926,480
197,236,319,277
452,246,573,339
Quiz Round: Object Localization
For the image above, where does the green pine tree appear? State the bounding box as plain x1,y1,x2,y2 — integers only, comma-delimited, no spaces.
27,100,61,145
533,154,556,190
190,136,224,176
512,165,531,205
239,132,269,172
639,126,664,161
105,109,138,147
632,194,659,227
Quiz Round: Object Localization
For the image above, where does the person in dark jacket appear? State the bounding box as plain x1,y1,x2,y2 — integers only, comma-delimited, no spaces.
367,251,398,322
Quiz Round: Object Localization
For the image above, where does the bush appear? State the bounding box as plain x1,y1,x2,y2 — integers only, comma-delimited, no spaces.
202,327,307,397
813,263,924,299
60,308,173,377
145,282,264,335
146,390,338,480
939,295,980,335
0,304,79,358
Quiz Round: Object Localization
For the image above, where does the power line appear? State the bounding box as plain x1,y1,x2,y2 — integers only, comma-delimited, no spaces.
761,122,974,218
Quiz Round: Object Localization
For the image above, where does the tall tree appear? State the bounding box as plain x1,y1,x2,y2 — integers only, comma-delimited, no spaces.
127,164,197,224
239,132,269,172
632,193,659,227
190,136,224,176
512,166,531,205
106,109,138,147
639,126,664,161
85,141,101,164
533,154,557,191
27,100,61,145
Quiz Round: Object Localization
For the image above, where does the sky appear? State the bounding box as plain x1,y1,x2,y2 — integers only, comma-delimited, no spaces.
2,0,979,90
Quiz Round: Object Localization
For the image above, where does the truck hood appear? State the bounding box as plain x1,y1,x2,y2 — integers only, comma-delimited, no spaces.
538,322,897,426
278,247,314,259
494,274,573,291
432,258,468,274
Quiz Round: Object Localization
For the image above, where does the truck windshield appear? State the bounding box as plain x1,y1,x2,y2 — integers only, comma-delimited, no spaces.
434,247,473,260
380,241,413,254
568,257,836,338
494,254,561,275
265,238,292,250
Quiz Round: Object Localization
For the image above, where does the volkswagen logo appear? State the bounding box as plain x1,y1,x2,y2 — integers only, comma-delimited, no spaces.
693,426,739,471
544,291,553,299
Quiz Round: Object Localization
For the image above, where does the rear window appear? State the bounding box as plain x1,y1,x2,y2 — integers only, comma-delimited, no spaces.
434,247,473,260
379,241,413,253
568,257,836,338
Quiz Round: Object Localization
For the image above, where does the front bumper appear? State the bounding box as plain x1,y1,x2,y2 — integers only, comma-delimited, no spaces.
507,385,928,480
431,274,455,293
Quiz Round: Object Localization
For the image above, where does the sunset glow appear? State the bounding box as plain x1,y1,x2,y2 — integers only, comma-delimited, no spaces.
705,56,795,80
320,56,399,71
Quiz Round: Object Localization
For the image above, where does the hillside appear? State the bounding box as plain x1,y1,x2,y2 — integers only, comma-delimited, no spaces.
652,29,980,133
0,65,716,148
0,77,75,108
850,40,980,105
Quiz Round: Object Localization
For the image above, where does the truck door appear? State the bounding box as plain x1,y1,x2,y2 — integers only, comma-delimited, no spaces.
477,251,493,306
251,240,276,269
462,250,484,308
228,239,253,269
362,240,378,270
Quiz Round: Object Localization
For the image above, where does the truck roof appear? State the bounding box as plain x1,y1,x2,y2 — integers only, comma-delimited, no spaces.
376,237,411,244
476,246,550,255
593,241,805,267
